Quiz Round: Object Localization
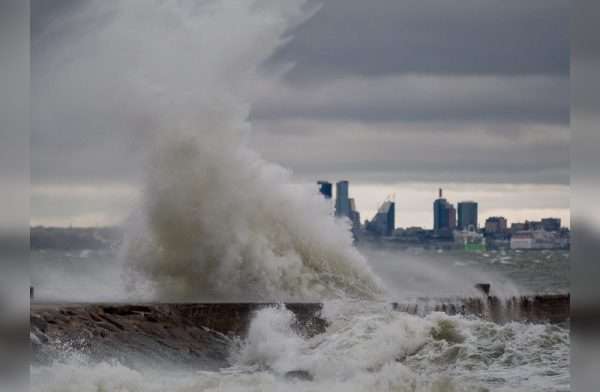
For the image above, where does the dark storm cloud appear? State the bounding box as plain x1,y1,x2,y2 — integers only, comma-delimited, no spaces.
252,74,568,126
251,0,570,186
250,120,569,185
267,0,569,81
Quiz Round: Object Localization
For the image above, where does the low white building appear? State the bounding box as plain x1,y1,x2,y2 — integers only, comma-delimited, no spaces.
511,230,563,250
510,232,535,249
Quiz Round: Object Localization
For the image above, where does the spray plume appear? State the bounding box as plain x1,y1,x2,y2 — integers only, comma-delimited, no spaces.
45,0,384,301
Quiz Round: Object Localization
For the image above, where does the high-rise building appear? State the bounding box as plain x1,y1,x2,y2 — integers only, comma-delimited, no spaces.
457,201,478,230
349,198,361,230
448,204,457,230
349,198,356,213
335,180,351,218
367,200,395,236
433,189,445,230
433,188,456,231
317,181,332,199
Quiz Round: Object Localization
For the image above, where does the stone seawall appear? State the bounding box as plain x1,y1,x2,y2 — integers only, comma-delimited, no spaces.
30,303,326,367
31,295,568,366
393,294,570,323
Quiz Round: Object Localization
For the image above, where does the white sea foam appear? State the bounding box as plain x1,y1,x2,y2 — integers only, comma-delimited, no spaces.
31,304,569,392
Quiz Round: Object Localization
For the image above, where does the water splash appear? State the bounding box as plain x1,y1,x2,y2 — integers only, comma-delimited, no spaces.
31,304,570,391
51,0,385,301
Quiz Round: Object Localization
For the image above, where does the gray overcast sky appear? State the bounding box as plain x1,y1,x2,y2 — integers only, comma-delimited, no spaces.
31,0,569,228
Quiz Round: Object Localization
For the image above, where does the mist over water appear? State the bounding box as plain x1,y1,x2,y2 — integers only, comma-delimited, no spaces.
362,248,522,300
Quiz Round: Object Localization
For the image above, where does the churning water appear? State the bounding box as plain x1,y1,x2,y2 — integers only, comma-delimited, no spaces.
30,248,570,390
31,302,569,392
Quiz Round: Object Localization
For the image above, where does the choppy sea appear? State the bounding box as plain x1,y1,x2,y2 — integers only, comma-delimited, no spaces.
31,248,569,392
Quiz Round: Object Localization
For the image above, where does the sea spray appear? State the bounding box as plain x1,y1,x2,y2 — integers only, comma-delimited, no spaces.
124,131,384,300
361,247,521,300
230,303,434,380
231,305,305,374
42,0,388,301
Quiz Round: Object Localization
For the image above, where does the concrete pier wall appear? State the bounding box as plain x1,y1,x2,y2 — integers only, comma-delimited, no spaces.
30,295,568,365
30,303,327,367
392,294,570,323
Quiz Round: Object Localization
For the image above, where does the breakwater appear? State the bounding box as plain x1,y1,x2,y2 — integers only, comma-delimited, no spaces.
31,295,568,366
30,303,327,367
393,294,570,323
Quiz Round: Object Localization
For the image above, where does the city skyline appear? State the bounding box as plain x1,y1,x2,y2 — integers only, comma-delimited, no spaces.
29,179,570,229
319,180,569,230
